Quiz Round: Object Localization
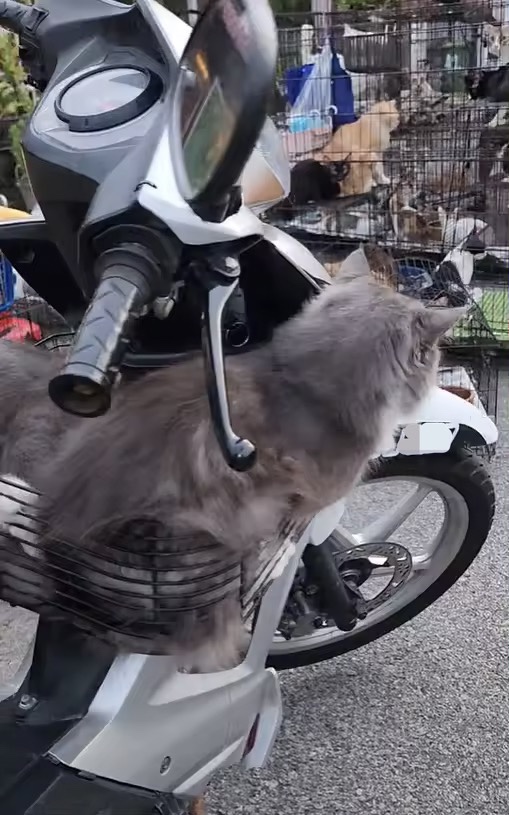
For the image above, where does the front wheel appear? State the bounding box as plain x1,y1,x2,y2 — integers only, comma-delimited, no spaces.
268,449,495,671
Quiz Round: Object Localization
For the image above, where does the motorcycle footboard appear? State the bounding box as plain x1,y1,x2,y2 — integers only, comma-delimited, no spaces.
0,619,181,814
0,691,70,805
0,701,166,815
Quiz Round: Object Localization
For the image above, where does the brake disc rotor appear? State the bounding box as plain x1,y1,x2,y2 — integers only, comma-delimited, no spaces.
332,541,413,614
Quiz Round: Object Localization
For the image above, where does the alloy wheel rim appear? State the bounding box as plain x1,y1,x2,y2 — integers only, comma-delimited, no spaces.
270,475,469,654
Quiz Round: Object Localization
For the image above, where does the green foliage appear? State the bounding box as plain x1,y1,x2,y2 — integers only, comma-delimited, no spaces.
8,116,30,181
0,31,35,181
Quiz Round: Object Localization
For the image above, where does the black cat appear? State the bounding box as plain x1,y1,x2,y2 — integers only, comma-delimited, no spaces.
271,158,350,221
465,66,509,102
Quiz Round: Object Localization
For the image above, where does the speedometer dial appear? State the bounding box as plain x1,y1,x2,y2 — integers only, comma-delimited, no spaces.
55,66,163,133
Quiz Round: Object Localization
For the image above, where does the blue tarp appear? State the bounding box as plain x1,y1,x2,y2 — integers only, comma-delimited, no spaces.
331,52,357,128
284,50,357,131
284,64,314,107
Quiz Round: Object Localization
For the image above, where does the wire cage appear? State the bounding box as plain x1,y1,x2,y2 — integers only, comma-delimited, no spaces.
0,253,66,343
0,258,70,344
465,249,509,342
268,2,509,259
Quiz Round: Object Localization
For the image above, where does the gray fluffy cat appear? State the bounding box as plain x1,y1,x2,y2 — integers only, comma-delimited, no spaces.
0,247,464,669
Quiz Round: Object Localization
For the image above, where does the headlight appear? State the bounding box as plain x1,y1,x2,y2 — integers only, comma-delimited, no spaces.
241,118,291,214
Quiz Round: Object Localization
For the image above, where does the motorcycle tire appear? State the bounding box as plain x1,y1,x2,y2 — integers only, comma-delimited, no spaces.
267,448,495,671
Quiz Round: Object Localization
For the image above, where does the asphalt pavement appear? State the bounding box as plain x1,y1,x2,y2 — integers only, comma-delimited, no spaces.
1,376,509,815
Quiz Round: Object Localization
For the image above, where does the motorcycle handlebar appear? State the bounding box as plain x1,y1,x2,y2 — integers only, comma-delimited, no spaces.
48,246,158,418
0,0,42,36
0,0,27,32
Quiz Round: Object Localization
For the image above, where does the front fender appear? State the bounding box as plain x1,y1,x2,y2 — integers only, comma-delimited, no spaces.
381,386,498,457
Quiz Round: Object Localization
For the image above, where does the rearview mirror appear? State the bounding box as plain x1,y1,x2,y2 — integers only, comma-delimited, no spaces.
171,0,278,216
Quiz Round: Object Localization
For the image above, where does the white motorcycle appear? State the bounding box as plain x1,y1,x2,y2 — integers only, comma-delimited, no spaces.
0,0,497,813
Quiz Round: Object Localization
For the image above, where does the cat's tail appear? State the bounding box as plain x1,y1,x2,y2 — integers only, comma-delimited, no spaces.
0,474,41,558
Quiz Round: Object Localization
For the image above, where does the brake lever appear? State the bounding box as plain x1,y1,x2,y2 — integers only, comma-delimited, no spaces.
198,258,256,472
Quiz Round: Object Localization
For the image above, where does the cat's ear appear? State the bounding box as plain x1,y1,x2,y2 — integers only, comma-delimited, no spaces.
337,245,371,282
418,306,468,343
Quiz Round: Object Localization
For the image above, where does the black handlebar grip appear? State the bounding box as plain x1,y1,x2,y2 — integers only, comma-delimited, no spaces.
48,249,155,418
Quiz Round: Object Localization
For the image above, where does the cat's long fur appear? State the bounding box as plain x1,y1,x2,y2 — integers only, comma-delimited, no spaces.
0,253,464,668
315,100,400,196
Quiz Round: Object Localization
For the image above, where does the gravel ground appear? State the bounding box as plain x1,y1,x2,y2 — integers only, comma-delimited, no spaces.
1,376,508,815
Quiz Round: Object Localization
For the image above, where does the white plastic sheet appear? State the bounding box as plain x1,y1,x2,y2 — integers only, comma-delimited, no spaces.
290,42,334,126
282,43,336,163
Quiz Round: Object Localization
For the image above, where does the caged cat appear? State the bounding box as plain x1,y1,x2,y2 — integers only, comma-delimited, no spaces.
0,247,465,670
465,65,509,102
269,157,350,221
315,99,400,196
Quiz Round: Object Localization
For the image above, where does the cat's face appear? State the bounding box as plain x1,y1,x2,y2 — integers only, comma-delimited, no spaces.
328,159,350,185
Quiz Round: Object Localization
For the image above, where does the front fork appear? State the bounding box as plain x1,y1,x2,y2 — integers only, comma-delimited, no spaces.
302,535,373,631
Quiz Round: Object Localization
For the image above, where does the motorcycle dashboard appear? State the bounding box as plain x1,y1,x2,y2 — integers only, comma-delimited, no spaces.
28,1,177,155
22,0,183,291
